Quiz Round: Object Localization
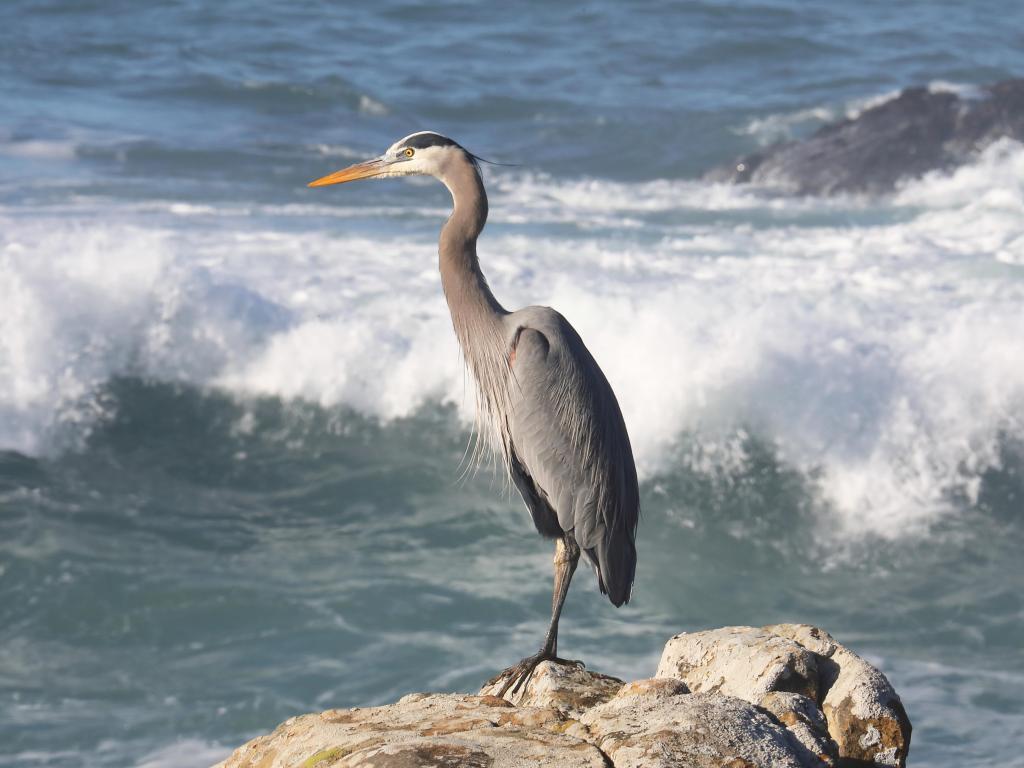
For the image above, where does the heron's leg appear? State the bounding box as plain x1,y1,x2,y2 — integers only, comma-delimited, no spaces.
491,535,581,697
541,535,580,658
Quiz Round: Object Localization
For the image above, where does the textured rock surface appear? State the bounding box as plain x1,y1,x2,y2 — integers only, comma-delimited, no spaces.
213,693,606,768
478,660,624,718
704,78,1024,195
656,624,911,768
768,624,912,768
656,626,821,702
579,678,822,768
215,624,911,768
758,691,839,767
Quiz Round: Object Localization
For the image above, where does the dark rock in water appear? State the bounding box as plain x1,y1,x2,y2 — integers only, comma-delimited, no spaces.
706,79,1024,195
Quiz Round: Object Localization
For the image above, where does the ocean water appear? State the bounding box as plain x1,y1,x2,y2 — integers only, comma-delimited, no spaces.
1,1,1023,766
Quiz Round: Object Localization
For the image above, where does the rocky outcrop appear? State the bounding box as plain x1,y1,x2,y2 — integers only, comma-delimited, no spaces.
705,78,1024,195
578,679,823,768
215,624,911,768
657,624,911,768
766,624,912,768
215,693,607,768
655,626,821,702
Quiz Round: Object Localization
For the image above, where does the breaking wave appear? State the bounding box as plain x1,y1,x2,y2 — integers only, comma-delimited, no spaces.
2,141,1023,539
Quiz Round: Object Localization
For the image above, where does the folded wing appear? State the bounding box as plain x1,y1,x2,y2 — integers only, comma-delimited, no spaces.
506,307,639,606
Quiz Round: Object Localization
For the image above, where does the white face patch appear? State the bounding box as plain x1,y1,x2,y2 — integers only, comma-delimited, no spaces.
380,134,463,179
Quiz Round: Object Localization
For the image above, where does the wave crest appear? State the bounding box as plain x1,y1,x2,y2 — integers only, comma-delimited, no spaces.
2,142,1023,538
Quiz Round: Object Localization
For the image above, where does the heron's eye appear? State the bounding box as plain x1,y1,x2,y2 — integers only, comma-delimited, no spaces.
404,148,415,158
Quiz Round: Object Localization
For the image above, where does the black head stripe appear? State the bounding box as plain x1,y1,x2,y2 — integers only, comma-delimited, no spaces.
400,133,460,151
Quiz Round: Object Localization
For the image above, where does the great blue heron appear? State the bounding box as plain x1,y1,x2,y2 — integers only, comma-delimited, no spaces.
309,132,639,695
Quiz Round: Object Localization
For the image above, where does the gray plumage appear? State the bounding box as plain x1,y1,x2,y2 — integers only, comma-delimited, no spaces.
505,313,639,606
309,131,639,691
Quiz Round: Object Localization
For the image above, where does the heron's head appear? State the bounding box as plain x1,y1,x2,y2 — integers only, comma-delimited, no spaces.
308,131,476,188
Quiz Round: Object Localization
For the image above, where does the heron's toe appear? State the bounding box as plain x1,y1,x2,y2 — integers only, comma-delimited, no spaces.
491,653,545,697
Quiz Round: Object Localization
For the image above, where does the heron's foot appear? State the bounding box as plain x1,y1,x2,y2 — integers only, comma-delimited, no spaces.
488,652,586,698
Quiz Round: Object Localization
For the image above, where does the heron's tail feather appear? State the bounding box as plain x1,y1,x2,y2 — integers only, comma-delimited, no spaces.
593,526,637,607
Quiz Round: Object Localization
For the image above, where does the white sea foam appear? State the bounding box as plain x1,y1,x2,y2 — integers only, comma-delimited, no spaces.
358,94,390,116
737,81,987,145
737,106,838,145
2,141,1023,538
0,139,78,160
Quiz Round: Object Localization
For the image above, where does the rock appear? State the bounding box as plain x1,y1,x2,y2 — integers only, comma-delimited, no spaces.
478,660,624,718
705,78,1024,195
655,624,910,768
656,626,821,702
579,680,824,768
212,693,607,768
821,655,909,768
758,692,839,767
215,624,911,768
768,625,912,768
763,624,839,658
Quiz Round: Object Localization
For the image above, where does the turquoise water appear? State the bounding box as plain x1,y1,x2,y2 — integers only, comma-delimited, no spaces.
1,2,1023,766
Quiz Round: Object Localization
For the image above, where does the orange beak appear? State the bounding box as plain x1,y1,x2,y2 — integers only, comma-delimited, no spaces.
308,158,386,188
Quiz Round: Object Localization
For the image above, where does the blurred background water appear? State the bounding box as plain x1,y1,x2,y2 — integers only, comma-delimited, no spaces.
1,1,1023,766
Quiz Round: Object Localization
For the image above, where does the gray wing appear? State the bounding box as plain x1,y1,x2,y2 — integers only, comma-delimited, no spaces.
506,307,639,606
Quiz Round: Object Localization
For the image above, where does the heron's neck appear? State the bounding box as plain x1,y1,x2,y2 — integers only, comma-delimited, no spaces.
439,157,506,347
438,155,512,457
